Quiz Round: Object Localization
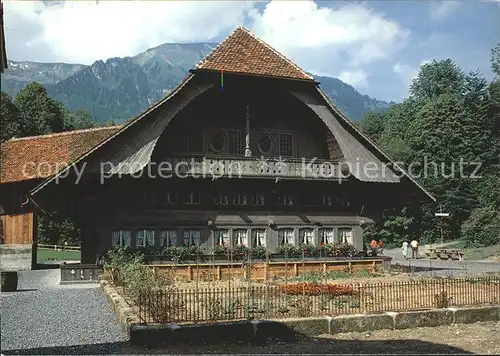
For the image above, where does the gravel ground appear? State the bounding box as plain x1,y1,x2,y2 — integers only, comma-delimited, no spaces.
1,269,128,355
121,321,499,354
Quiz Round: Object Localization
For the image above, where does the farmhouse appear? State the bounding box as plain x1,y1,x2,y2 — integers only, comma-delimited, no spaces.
25,27,434,264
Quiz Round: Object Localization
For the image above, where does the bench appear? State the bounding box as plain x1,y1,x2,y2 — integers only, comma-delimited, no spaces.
425,248,464,261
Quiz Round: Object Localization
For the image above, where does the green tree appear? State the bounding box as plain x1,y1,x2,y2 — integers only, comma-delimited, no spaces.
14,82,65,136
64,109,96,131
461,205,500,247
491,42,500,77
359,112,385,143
0,92,21,142
409,59,465,101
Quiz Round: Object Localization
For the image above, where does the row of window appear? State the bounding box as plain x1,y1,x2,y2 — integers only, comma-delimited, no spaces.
142,191,350,208
111,227,354,248
181,130,294,157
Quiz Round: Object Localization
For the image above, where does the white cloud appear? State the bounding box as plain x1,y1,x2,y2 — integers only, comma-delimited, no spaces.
429,1,461,21
3,0,410,99
4,0,256,64
338,70,369,88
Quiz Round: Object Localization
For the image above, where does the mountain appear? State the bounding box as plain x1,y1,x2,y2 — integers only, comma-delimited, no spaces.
1,43,392,123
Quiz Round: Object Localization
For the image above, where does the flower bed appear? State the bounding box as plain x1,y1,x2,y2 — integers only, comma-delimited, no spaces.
279,282,359,297
134,242,360,264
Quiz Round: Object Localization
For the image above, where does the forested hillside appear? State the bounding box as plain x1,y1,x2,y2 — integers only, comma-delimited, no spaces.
359,44,500,248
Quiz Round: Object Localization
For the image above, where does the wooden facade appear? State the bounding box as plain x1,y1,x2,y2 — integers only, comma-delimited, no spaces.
28,27,435,264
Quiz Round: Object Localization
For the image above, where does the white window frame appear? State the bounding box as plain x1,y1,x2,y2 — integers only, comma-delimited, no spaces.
233,229,248,246
214,193,229,205
278,228,295,245
214,229,230,246
136,229,154,248
160,229,177,246
252,229,266,247
338,227,353,244
319,228,334,244
183,229,201,246
185,191,200,205
112,230,132,247
254,193,265,205
299,228,314,245
233,192,248,205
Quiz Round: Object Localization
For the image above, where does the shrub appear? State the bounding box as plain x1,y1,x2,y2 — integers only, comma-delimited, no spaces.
103,246,144,286
251,246,267,259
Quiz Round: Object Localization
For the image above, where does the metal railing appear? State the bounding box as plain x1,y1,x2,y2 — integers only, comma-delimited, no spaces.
135,277,500,324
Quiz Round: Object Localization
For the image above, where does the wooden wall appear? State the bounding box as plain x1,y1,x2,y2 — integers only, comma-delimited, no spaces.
0,212,34,245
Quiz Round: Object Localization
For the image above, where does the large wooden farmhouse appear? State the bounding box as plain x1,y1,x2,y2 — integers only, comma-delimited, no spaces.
24,27,434,264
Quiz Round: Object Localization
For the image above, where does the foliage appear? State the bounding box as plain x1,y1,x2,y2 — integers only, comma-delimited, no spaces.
37,214,81,246
461,205,500,247
0,92,21,142
358,51,500,248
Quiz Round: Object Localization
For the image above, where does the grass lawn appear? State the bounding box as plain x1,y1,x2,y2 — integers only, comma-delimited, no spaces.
37,248,81,263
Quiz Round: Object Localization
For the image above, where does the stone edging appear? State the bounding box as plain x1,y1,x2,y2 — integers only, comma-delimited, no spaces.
100,279,141,334
99,280,499,346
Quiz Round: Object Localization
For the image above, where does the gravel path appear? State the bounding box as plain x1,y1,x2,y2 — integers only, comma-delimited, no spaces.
1,269,128,355
385,247,500,277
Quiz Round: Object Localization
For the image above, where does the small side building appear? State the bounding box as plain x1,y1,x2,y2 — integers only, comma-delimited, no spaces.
0,127,120,270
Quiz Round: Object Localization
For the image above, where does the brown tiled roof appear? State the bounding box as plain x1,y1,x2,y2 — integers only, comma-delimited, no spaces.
195,26,314,81
0,126,121,184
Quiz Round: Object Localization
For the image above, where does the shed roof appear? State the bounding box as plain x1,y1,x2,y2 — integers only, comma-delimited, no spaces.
0,126,120,184
195,26,314,81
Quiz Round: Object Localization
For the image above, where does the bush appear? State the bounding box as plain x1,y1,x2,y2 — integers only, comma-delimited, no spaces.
251,246,267,259
103,246,144,286
461,205,500,247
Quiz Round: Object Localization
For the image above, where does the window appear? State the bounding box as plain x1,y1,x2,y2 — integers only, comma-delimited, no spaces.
278,194,293,206
210,131,226,153
142,192,155,204
184,130,203,153
254,193,265,205
341,198,351,207
136,229,155,247
233,192,248,205
233,229,248,246
258,133,273,154
184,191,200,204
183,229,201,246
159,191,177,205
338,228,353,244
322,195,334,206
160,229,177,246
215,229,230,246
214,192,229,205
319,228,334,244
279,133,293,157
112,230,131,247
278,228,295,245
299,228,314,245
232,131,244,155
252,229,266,247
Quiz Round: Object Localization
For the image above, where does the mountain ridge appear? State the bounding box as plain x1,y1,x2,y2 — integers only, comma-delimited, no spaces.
1,42,393,123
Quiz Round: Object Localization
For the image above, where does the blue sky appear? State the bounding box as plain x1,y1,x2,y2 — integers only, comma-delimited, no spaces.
3,0,499,102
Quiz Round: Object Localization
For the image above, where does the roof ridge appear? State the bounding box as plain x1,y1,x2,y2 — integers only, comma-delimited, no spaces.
4,126,121,143
195,26,242,69
239,27,314,80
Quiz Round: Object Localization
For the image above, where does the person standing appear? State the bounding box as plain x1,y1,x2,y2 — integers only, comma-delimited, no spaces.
402,241,408,259
411,239,419,259
370,239,378,255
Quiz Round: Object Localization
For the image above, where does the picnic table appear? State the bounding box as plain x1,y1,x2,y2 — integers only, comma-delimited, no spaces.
425,248,464,261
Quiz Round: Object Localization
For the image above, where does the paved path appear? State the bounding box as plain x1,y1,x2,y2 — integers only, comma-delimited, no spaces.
1,269,128,354
384,247,500,277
